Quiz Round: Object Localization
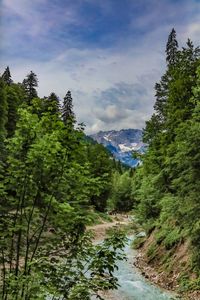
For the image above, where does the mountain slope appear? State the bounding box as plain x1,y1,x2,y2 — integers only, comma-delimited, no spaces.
90,129,146,167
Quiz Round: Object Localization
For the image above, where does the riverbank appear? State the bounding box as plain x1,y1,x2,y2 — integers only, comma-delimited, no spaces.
134,238,200,300
89,215,200,300
89,215,179,300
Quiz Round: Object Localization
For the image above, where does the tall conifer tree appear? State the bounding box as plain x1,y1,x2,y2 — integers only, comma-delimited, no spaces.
144,29,179,142
62,91,75,124
166,28,179,65
5,86,19,137
22,71,38,104
2,66,12,85
0,78,7,160
45,92,60,115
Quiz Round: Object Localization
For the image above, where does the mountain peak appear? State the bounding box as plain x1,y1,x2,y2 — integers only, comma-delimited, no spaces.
90,129,146,167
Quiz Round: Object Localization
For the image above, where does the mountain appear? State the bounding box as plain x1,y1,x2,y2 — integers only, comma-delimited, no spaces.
90,129,146,167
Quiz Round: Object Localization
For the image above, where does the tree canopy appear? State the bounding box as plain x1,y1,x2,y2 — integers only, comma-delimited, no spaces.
133,29,200,288
0,67,127,300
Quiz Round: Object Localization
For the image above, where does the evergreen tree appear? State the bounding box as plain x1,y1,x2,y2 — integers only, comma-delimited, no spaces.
5,85,20,137
165,42,200,138
134,30,200,281
0,78,7,159
153,73,169,122
87,143,113,212
62,90,75,124
22,71,38,104
143,30,179,142
110,171,134,212
44,92,60,115
143,29,199,144
2,66,12,85
166,28,179,65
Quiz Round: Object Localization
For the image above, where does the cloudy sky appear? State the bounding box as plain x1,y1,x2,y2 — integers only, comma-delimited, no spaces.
0,0,200,133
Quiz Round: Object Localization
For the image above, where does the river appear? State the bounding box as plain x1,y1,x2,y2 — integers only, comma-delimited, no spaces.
95,235,180,300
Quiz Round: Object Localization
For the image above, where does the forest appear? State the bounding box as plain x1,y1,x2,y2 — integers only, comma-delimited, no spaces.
0,28,200,299
0,61,133,299
133,29,200,292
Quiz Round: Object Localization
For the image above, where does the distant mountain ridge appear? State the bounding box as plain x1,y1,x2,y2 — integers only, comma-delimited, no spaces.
90,129,146,167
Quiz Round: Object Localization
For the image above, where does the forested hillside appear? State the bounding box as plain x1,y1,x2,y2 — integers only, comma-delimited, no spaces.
133,29,200,291
0,69,131,299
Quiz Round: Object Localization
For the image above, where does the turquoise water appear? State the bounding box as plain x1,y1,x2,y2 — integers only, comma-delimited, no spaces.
48,234,181,300
103,236,180,300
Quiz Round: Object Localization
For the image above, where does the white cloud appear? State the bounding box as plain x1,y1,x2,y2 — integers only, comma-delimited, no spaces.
181,22,200,44
0,29,165,133
1,0,200,134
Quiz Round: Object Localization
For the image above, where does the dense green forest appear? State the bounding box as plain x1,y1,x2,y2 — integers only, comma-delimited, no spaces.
0,67,132,299
133,29,200,290
1,27,200,298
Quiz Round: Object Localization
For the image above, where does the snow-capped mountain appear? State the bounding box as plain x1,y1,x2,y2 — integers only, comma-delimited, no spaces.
90,129,146,167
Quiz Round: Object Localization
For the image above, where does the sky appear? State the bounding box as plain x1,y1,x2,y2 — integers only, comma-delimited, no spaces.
0,0,200,134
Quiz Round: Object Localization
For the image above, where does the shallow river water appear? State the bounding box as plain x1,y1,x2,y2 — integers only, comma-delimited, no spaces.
99,235,180,300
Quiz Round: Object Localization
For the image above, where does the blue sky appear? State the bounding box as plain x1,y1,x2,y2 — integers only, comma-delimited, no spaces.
1,0,200,133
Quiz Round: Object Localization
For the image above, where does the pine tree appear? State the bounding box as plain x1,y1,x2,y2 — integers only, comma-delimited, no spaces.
22,71,38,104
166,28,179,66
87,143,113,212
153,29,179,127
5,85,20,137
153,73,169,121
165,41,200,136
144,29,180,142
0,78,7,159
134,31,200,274
2,66,12,85
45,92,60,115
62,90,75,124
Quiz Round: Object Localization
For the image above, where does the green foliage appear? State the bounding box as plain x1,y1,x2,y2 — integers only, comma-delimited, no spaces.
5,84,23,137
178,274,200,292
0,71,127,299
22,71,38,104
163,228,182,250
146,243,158,261
166,28,179,65
132,236,146,249
62,90,75,125
87,143,113,212
86,211,112,225
0,78,8,160
44,92,60,115
133,29,200,283
2,66,13,85
108,171,134,212
37,229,127,300
135,176,160,220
